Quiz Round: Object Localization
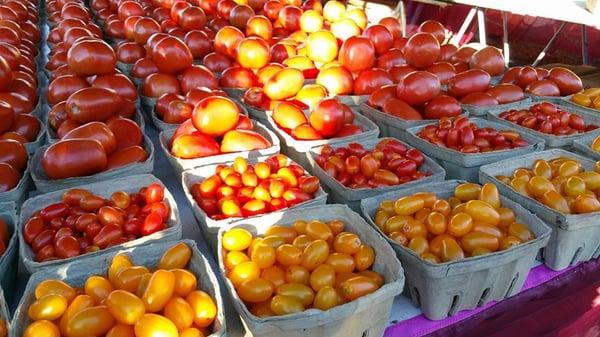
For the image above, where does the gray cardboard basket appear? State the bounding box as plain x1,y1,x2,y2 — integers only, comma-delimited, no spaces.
217,204,404,337
140,95,157,117
181,155,328,253
18,174,182,273
305,137,446,211
0,163,31,211
334,94,369,107
116,61,133,76
265,110,379,167
221,87,245,98
30,134,155,193
360,102,469,142
360,180,552,320
0,212,18,298
479,149,600,270
486,100,600,148
460,97,532,117
159,121,280,174
572,132,600,160
403,118,546,182
22,116,46,155
11,240,226,337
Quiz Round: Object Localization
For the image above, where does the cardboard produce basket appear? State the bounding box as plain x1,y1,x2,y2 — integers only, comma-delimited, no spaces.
181,156,328,252
265,110,379,167
217,204,404,337
0,212,18,297
11,240,226,337
30,135,155,193
572,132,600,160
21,115,46,155
159,121,280,174
486,100,600,148
480,149,600,270
334,94,368,107
360,102,469,142
360,180,552,320
18,174,182,273
460,97,532,117
403,118,545,182
0,289,8,334
305,137,446,211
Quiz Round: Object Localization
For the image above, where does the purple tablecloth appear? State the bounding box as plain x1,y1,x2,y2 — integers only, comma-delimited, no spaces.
384,262,582,337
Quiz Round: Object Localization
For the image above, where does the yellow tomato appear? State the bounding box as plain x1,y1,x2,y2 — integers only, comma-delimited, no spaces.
134,314,178,337
28,294,68,321
142,270,175,312
159,242,192,269
186,290,218,328
106,290,146,325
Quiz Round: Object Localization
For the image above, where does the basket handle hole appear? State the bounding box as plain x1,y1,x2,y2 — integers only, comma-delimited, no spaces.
592,244,600,258
412,287,421,308
504,273,519,298
570,247,584,266
477,288,491,306
448,295,461,316
362,330,370,337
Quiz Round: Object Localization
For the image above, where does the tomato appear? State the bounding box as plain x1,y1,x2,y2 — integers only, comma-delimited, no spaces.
62,122,117,155
448,69,491,97
309,98,345,137
184,30,212,59
547,67,583,95
142,73,181,98
361,24,394,56
131,58,159,79
151,36,192,74
469,46,504,76
340,275,378,300
396,71,441,106
54,235,81,259
338,36,375,72
403,32,440,69
0,139,26,171
66,305,115,337
105,290,145,325
8,113,40,142
186,290,217,327
270,294,304,315
0,101,13,134
525,79,560,96
214,26,244,58
460,92,499,106
383,98,422,121
67,39,115,76
353,245,375,271
28,293,68,321
91,74,137,101
65,87,121,124
132,314,177,337
264,67,304,100
485,84,524,104
47,75,88,105
24,320,61,337
42,139,107,180
424,95,461,119
315,66,353,96
191,96,239,136
221,130,271,153
353,69,393,95
304,30,337,63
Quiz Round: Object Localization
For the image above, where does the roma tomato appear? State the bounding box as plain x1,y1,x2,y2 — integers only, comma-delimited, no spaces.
63,122,117,154
309,98,345,137
66,87,122,123
152,36,193,74
353,69,393,95
0,163,20,192
403,32,440,69
220,130,271,153
423,95,461,119
547,67,583,95
42,139,107,180
396,71,441,106
67,39,116,76
107,146,148,170
448,69,491,97
192,96,240,136
0,139,27,171
525,80,560,96
469,46,504,76
338,36,375,72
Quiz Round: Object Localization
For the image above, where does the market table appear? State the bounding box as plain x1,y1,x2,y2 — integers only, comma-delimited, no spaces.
394,0,599,65
10,120,600,337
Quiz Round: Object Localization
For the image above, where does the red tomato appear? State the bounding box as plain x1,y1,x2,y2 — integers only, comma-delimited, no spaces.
525,80,560,96
230,4,255,30
460,92,499,106
107,145,148,170
379,17,402,39
0,139,27,171
142,73,181,98
214,26,244,58
383,98,422,120
91,74,138,101
376,49,406,70
451,46,476,64
152,36,193,74
0,162,19,192
469,46,504,76
500,66,521,84
163,100,192,124
179,6,206,31
131,58,159,79
10,114,40,141
278,5,301,31
447,69,491,97
220,66,260,89
353,69,393,95
0,101,13,134
338,36,375,72
389,64,417,83
309,98,345,137
106,117,143,150
180,65,218,93
426,62,456,84
403,32,440,69
368,85,397,109
203,52,233,73
55,235,81,259
547,67,583,95
47,75,89,105
516,66,538,89
486,84,524,104
418,20,445,43
184,30,212,59
363,24,394,55
66,87,122,123
116,42,145,65
67,39,116,76
41,138,106,180
62,122,117,156
396,71,441,106
423,95,461,119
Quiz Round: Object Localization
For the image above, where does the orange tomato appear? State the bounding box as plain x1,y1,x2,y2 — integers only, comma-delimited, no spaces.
341,276,378,300
270,295,305,315
313,286,338,310
142,270,175,312
172,269,198,297
134,314,178,337
164,297,195,331
159,242,192,269
84,276,114,303
275,244,303,267
238,278,275,303
106,290,145,325
24,320,61,337
276,283,314,306
108,254,133,285
28,294,68,321
66,306,116,337
353,245,375,271
186,290,218,328
310,264,336,291
35,279,77,303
